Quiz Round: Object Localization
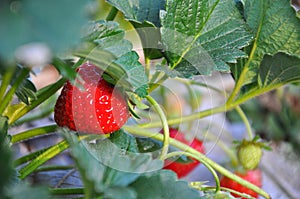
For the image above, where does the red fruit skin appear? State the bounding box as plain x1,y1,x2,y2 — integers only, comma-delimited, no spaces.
54,62,129,134
220,169,262,199
162,128,205,178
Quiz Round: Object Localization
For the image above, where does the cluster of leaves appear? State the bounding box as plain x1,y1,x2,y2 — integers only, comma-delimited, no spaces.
0,0,300,198
62,129,201,199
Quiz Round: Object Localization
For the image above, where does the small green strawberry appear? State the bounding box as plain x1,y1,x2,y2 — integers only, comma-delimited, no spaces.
237,141,262,170
236,136,270,170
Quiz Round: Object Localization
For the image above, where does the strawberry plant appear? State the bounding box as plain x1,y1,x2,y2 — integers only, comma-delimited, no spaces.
0,0,300,199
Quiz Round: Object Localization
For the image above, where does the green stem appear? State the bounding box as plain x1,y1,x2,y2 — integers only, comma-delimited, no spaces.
148,74,168,93
165,151,220,192
227,34,259,105
11,107,53,126
183,80,200,112
226,67,249,104
235,106,253,140
123,126,270,199
145,57,151,80
49,187,84,195
145,95,169,160
11,95,56,126
106,6,118,21
18,140,69,179
8,78,66,124
14,147,51,166
199,186,256,199
150,71,162,83
0,66,15,101
139,104,229,128
11,125,57,144
9,57,83,124
204,132,239,168
35,165,74,172
0,68,30,114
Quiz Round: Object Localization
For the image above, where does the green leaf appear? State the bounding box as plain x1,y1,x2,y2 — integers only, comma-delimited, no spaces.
127,92,149,110
130,170,200,199
135,137,193,163
15,79,37,105
0,116,14,197
0,116,9,136
4,78,66,125
104,187,137,199
9,65,36,105
64,132,106,197
0,0,89,61
106,0,165,59
7,183,51,199
135,137,162,153
161,0,253,78
106,0,165,27
75,21,148,97
132,21,164,60
237,53,300,101
82,130,163,175
115,51,148,97
232,0,300,85
64,130,162,197
258,53,300,88
18,140,69,179
52,58,77,84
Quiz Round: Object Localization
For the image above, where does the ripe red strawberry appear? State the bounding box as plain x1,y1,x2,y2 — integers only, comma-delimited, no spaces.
220,169,262,199
162,128,205,178
54,62,129,134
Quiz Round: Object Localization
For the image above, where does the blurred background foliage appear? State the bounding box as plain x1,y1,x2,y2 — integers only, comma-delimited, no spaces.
227,84,300,155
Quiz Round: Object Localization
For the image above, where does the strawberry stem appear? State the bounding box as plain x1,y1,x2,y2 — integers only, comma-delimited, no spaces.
8,78,66,124
14,146,52,166
145,57,151,80
11,124,57,144
145,95,170,160
139,104,229,128
11,102,54,126
49,187,84,195
149,71,163,83
106,6,118,21
199,186,256,199
35,165,74,172
123,126,271,199
204,132,239,168
235,106,254,140
18,140,69,179
148,74,168,92
165,151,220,192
